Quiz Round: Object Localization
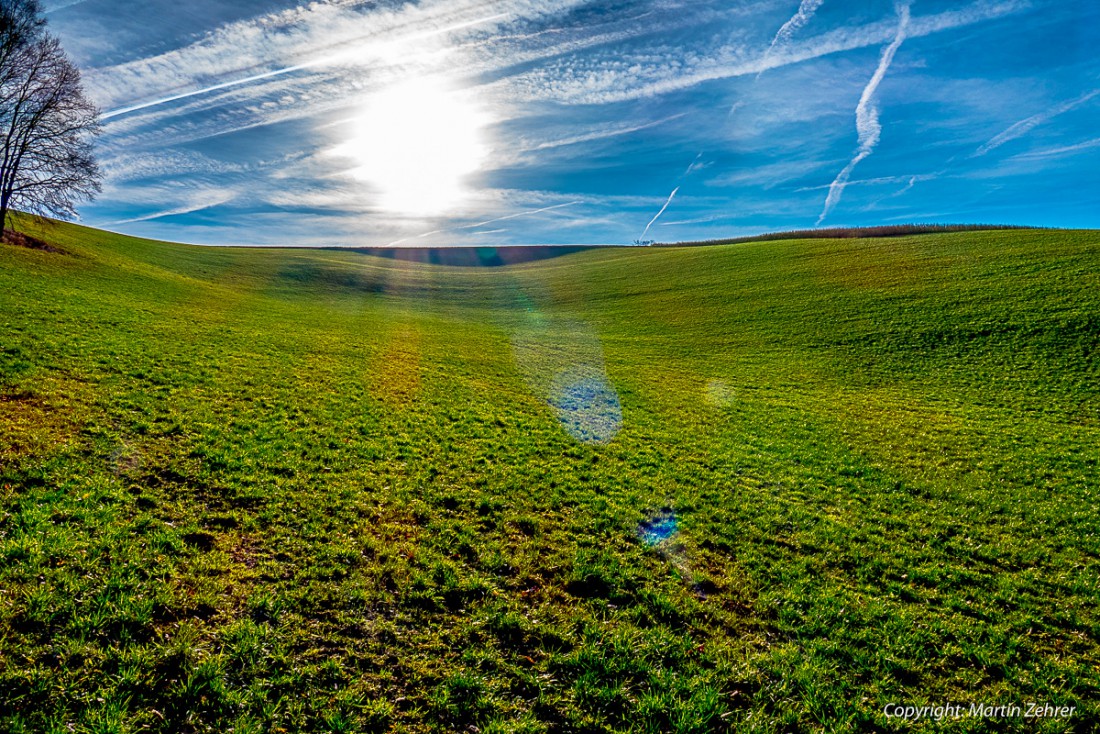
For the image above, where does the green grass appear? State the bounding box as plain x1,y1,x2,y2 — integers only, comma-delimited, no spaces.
1,216,1098,733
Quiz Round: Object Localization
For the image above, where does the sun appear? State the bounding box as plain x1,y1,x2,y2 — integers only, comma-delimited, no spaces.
335,77,490,218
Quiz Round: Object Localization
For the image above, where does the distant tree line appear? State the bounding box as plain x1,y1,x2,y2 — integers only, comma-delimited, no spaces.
656,223,1040,248
0,0,100,239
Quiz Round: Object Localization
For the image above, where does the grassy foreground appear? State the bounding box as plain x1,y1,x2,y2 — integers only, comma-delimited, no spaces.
1,218,1098,733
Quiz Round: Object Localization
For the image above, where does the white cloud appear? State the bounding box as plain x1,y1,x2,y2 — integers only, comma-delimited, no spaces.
500,0,1028,105
74,0,1052,245
87,0,596,118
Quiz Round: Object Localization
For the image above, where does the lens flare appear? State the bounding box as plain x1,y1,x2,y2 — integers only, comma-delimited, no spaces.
510,309,623,446
638,509,678,546
548,371,623,445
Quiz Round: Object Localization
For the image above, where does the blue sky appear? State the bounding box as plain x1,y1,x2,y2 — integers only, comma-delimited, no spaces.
46,0,1099,246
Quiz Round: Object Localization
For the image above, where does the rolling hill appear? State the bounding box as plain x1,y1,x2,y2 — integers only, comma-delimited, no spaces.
2,217,1098,732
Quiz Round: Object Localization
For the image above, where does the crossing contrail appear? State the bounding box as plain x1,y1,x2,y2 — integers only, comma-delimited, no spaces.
818,1,910,225
975,89,1099,157
759,0,825,76
101,13,510,121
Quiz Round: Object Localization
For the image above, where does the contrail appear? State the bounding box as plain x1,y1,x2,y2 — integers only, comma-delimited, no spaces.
44,0,93,12
107,195,236,225
861,87,1099,207
459,201,581,229
101,13,510,121
532,113,687,151
817,1,911,226
974,89,1099,157
639,186,680,241
635,150,703,240
682,151,704,177
102,65,317,120
759,0,825,77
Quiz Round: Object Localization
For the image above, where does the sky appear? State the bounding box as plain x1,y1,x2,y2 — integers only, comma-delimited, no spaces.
43,0,1100,247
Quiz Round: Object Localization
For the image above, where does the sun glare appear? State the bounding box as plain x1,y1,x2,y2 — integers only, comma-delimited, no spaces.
336,77,490,218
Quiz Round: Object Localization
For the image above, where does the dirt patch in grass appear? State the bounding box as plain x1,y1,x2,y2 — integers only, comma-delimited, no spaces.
3,228,67,254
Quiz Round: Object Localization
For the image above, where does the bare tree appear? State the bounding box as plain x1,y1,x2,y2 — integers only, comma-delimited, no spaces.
0,0,44,69
0,0,100,237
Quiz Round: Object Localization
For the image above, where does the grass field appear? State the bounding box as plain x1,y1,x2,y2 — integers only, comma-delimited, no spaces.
1,217,1098,733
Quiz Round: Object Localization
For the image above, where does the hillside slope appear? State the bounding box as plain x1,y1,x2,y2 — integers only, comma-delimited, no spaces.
2,218,1099,732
